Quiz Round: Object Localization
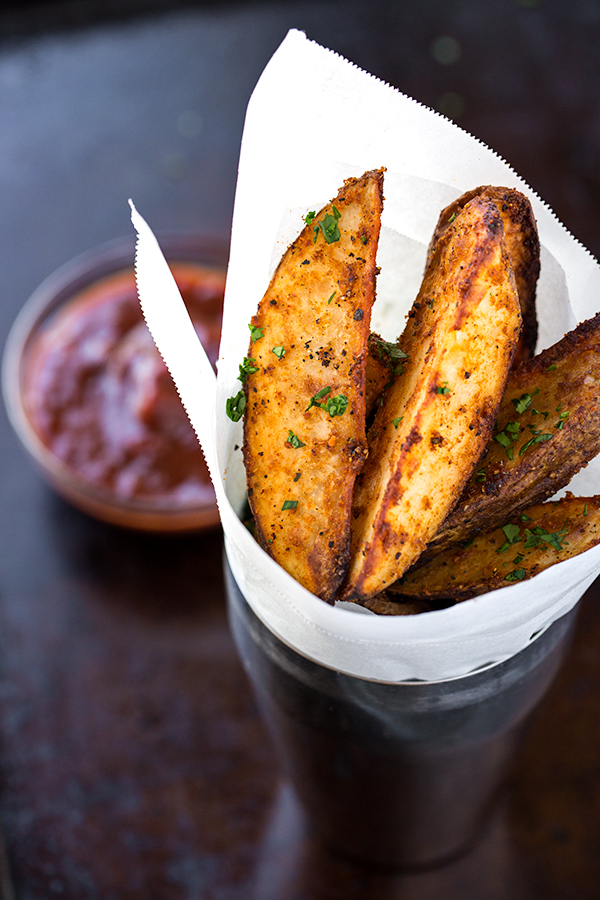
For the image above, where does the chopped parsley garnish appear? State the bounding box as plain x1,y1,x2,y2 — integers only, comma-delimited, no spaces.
361,234,367,244
497,522,521,554
436,382,451,395
248,323,264,342
304,210,316,225
511,393,533,415
518,432,553,456
494,422,520,459
505,568,526,583
495,431,513,449
495,515,570,573
327,291,336,305
306,387,348,417
238,357,259,382
282,500,298,511
286,430,305,449
272,345,285,359
325,394,348,417
371,335,409,375
226,390,246,422
448,211,457,224
475,469,487,483
306,386,332,410
584,503,588,516
546,364,557,371
313,205,342,244
392,417,403,429
554,409,569,430
523,522,569,552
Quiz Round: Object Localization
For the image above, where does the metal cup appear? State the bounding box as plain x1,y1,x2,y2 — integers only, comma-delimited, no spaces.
226,560,577,868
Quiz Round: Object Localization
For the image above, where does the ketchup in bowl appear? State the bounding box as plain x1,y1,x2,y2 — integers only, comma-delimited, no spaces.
3,237,227,532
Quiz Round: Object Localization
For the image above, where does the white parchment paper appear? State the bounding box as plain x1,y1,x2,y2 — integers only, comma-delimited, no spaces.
133,29,600,683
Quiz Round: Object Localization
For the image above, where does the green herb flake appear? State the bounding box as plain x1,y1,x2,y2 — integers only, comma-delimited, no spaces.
584,503,588,516
448,211,457,224
436,382,451,395
372,336,409,376
511,393,533,415
327,291,336,305
248,323,264,342
293,471,302,482
272,345,285,359
226,390,246,422
475,469,487,483
361,234,367,244
518,432,553,457
313,207,342,244
505,568,526,583
546,364,557,372
325,394,348,417
238,357,259,382
523,522,569,552
520,514,532,522
304,210,316,225
502,522,521,544
286,430,305,449
306,386,332,411
513,554,524,566
494,431,512,449
392,417,404,429
497,522,521,554
306,386,347,417
282,500,298,511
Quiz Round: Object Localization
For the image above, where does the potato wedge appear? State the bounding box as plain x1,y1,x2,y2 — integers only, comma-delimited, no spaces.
341,195,522,602
387,494,600,603
243,168,385,602
428,311,600,556
358,594,445,615
427,186,539,363
364,332,407,418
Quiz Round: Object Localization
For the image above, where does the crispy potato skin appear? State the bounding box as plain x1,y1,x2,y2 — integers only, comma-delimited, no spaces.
342,196,522,601
428,186,539,363
429,311,600,555
387,494,600,603
243,169,384,603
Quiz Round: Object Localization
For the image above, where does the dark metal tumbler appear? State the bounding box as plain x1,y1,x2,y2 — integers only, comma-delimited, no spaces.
226,561,577,868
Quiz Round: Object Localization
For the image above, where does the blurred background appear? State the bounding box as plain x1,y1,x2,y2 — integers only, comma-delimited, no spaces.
0,1,600,897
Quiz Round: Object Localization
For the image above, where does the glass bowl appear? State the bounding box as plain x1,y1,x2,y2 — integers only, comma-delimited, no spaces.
2,234,228,532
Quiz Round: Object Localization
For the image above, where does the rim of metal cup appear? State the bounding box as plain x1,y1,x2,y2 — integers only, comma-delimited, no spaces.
2,233,229,532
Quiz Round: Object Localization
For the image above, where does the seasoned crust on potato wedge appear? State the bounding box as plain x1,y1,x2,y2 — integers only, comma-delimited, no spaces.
428,312,600,556
341,195,522,602
427,186,539,364
243,168,385,603
388,494,600,603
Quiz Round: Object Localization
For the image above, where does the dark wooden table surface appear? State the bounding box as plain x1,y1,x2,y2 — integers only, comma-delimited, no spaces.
1,1,600,897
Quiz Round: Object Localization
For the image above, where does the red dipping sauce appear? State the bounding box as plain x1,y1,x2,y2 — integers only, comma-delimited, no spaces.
5,238,227,531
